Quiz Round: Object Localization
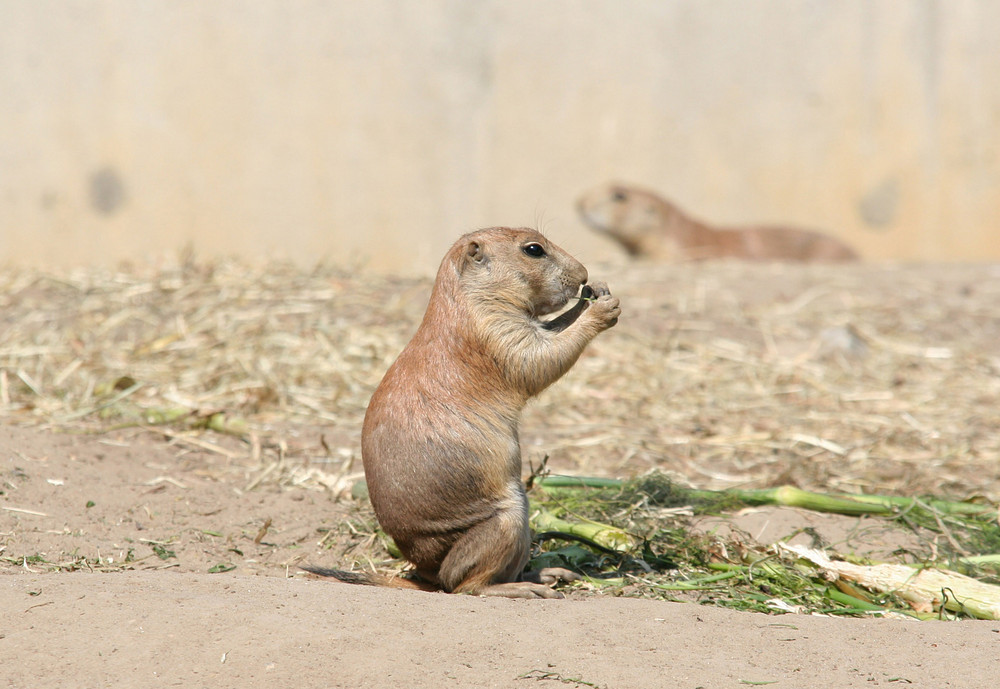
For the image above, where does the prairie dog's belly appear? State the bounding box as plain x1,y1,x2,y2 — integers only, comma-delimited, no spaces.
364,414,520,534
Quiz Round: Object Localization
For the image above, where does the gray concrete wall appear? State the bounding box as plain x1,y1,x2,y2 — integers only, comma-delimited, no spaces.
2,0,999,273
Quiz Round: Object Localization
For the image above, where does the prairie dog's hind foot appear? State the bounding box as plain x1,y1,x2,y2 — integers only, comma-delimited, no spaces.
485,567,583,598
453,567,581,599
472,581,568,599
521,567,581,586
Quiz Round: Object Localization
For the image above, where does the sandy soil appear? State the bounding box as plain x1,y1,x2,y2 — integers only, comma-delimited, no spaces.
3,404,999,689
5,568,999,689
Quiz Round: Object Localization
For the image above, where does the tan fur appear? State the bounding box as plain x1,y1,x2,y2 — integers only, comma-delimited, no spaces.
358,227,619,599
577,182,859,262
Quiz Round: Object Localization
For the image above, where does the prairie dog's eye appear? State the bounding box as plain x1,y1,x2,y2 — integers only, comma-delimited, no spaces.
522,243,546,258
611,190,628,202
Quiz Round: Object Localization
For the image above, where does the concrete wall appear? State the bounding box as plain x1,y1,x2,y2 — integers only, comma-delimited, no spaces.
2,0,999,273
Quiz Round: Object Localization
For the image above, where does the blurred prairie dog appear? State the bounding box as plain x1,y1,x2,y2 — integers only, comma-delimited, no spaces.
577,182,858,262
308,227,619,599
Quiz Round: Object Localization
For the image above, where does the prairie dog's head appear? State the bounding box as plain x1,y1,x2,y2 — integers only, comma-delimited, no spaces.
576,183,678,255
445,227,588,317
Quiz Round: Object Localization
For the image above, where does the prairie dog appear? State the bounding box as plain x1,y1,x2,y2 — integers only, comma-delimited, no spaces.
577,182,858,262
355,228,619,599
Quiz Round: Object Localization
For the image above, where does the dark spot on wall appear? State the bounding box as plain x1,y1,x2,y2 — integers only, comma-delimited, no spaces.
40,191,58,210
88,166,127,215
858,178,899,230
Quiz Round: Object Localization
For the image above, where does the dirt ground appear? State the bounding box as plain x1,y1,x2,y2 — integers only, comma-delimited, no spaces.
2,424,999,688
3,259,1000,687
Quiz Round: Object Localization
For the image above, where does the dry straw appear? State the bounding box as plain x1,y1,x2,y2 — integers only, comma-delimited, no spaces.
2,257,999,499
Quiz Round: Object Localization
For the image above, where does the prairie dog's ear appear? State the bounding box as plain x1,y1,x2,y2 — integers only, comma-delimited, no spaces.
459,240,486,274
468,241,484,263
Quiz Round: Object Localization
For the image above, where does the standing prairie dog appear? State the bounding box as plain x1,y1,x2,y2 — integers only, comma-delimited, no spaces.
577,182,859,262
351,228,618,599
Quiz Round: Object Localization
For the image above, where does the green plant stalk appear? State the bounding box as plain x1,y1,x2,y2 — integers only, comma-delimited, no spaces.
531,476,625,489
729,486,895,515
142,406,192,425
711,558,791,582
678,570,744,586
707,562,746,572
582,575,626,587
650,570,742,591
957,554,1000,575
826,492,996,517
824,587,890,612
533,476,996,518
960,554,1000,566
204,412,249,436
531,510,637,552
823,585,936,620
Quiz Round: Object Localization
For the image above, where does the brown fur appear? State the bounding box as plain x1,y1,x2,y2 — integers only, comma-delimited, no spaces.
577,182,859,262
352,227,619,599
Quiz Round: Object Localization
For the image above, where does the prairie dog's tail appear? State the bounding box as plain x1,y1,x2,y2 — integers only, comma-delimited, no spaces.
300,565,439,592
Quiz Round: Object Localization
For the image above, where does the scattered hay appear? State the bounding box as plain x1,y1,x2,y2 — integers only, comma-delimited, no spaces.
3,258,998,499
0,257,426,489
524,260,1000,501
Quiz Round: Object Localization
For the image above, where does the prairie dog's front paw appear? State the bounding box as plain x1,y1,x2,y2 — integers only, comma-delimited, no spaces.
583,281,612,299
584,281,620,329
